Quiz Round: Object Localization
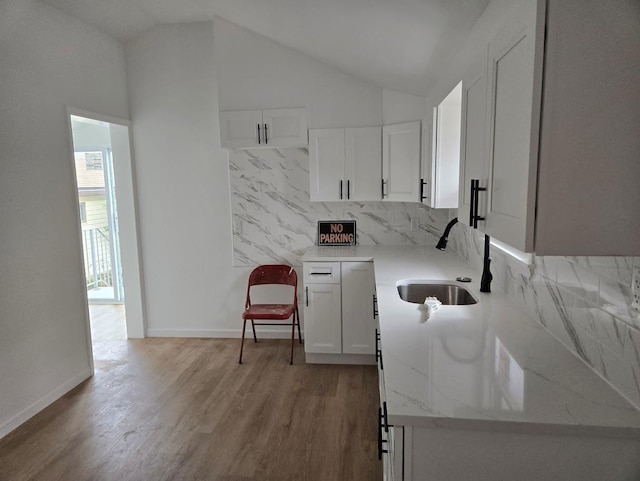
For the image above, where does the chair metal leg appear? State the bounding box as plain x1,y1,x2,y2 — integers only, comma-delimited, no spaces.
239,318,248,364
290,314,296,365
296,307,302,343
251,319,257,342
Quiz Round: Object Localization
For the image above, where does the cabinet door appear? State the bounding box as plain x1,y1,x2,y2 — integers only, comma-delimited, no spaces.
459,58,489,227
262,108,308,147
309,129,345,201
341,262,375,355
303,283,342,354
485,1,543,251
431,83,462,209
219,110,263,148
345,127,382,201
419,110,436,207
382,121,421,202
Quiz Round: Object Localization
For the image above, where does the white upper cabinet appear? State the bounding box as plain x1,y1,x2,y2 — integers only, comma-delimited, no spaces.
345,127,382,201
458,0,544,252
455,0,639,255
419,110,435,206
220,107,308,148
459,58,489,227
309,127,381,202
309,129,345,201
424,83,462,209
382,121,421,202
484,12,542,252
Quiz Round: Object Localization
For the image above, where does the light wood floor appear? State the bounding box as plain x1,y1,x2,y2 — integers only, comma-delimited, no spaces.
89,304,126,341
0,338,382,481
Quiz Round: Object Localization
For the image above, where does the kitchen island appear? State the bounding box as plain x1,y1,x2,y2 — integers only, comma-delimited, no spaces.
303,245,640,481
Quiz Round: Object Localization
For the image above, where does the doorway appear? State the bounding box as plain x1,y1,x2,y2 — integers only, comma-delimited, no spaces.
68,111,145,342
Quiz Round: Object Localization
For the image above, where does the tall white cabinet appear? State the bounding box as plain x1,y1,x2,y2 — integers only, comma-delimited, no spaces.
309,127,382,202
303,261,376,364
457,0,544,252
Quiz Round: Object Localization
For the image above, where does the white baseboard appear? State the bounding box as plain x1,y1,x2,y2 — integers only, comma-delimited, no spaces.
0,367,92,440
146,328,304,339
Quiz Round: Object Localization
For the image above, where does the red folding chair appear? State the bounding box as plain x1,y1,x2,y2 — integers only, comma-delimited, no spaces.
239,264,302,365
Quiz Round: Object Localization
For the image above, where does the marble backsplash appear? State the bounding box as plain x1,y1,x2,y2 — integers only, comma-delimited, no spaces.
449,220,640,409
228,148,450,266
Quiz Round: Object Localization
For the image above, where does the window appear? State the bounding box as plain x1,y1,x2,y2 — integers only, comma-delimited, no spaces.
85,152,103,171
79,202,87,222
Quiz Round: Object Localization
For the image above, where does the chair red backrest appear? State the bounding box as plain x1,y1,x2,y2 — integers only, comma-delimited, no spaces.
245,264,297,308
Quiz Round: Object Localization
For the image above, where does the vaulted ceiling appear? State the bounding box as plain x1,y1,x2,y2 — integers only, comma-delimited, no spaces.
40,0,490,96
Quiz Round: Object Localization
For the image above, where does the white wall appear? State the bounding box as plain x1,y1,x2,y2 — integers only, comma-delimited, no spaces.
382,89,426,125
0,0,129,437
214,16,383,129
126,22,249,337
423,0,519,112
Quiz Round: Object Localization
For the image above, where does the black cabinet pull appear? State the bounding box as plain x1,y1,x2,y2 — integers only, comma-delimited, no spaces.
377,407,389,460
469,179,475,228
305,286,309,306
372,294,378,319
383,401,389,432
257,124,261,144
347,179,350,199
381,179,386,199
339,180,343,200
420,178,427,202
470,179,486,228
264,123,268,144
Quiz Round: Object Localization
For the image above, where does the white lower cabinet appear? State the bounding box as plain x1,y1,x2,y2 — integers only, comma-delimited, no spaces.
303,261,376,363
304,283,342,354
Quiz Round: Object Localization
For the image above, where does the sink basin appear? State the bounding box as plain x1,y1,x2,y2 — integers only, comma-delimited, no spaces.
396,280,477,305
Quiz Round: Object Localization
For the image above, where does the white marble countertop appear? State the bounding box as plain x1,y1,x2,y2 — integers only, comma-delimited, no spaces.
303,245,640,436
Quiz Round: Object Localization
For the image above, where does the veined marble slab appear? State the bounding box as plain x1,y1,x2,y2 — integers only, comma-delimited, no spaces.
303,246,640,435
229,148,450,266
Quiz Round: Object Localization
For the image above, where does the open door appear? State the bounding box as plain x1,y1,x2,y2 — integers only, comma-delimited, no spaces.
69,111,145,341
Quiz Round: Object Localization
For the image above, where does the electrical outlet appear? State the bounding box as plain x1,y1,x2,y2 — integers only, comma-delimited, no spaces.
632,263,640,311
410,218,419,231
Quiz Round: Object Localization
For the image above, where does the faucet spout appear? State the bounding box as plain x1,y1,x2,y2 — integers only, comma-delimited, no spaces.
436,217,458,250
480,234,492,293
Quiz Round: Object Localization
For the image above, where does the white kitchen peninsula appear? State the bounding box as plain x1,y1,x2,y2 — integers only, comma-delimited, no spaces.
303,246,640,481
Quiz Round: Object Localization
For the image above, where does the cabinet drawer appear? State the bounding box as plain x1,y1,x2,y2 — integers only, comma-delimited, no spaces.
303,262,341,284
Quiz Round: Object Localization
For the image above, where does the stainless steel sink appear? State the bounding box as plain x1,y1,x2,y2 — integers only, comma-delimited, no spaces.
396,280,477,305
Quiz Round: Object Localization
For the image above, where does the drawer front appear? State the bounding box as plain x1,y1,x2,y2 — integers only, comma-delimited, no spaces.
303,262,341,284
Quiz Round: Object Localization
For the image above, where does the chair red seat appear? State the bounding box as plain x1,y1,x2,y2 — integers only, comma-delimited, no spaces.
238,264,302,365
242,304,295,320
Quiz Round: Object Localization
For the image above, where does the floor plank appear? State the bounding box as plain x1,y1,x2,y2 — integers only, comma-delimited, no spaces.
0,338,382,481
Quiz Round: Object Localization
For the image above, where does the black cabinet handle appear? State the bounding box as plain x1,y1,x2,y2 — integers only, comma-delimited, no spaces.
420,179,427,202
375,328,384,370
347,180,350,200
372,294,378,319
383,401,389,432
305,286,309,306
377,407,389,460
257,124,261,145
381,179,386,199
470,179,486,228
339,180,343,200
264,123,268,144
